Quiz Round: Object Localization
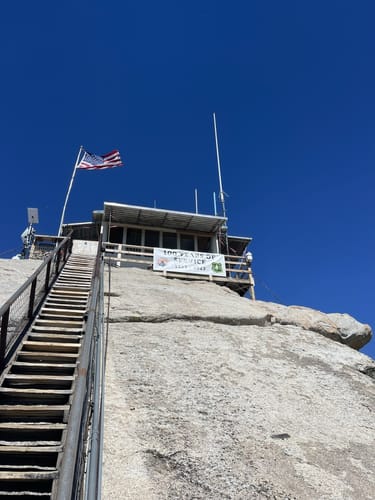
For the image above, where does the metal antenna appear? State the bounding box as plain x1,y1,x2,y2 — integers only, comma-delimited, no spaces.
213,113,227,221
213,113,229,253
194,188,199,214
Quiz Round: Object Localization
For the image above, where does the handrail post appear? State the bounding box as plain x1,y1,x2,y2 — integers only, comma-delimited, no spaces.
45,260,52,293
0,309,10,371
28,278,37,318
55,248,61,276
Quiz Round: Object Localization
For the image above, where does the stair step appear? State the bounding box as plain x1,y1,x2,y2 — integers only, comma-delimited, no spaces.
38,315,84,323
0,472,55,496
45,302,87,309
53,285,90,291
45,303,86,311
4,375,74,388
31,326,83,334
39,308,85,316
28,334,81,343
22,342,80,353
60,270,92,275
33,320,84,328
0,470,58,479
0,387,72,404
47,292,88,297
49,289,89,296
56,278,91,284
0,445,61,453
60,273,91,277
17,352,78,363
0,405,69,423
0,446,60,471
11,362,76,375
0,423,65,443
0,439,61,447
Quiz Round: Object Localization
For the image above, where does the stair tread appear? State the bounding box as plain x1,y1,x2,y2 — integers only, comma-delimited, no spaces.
0,388,72,394
39,313,83,319
0,440,61,446
34,320,84,325
0,422,66,429
23,341,81,347
17,352,78,358
5,375,74,381
12,362,76,368
0,405,69,419
28,334,82,341
0,445,62,453
46,303,87,307
31,327,83,333
40,308,85,315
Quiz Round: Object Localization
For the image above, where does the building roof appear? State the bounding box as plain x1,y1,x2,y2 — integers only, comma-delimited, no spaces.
103,202,227,234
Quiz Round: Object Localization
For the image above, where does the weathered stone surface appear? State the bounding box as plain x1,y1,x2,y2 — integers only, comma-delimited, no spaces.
327,312,372,350
107,267,372,349
103,266,375,499
0,258,40,307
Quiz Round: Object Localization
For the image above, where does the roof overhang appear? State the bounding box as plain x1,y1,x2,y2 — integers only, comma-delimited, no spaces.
227,235,252,255
103,202,226,234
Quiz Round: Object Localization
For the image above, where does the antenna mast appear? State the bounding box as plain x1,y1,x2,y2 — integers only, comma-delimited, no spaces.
213,113,227,221
213,112,229,253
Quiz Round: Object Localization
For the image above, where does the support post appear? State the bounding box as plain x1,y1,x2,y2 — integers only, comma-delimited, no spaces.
249,269,256,301
0,309,10,371
28,278,37,318
45,260,52,293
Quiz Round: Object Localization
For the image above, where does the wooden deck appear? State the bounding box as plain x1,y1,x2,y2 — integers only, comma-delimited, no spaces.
102,242,255,297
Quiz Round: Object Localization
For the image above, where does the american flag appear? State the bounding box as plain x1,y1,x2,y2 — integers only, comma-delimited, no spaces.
77,149,123,170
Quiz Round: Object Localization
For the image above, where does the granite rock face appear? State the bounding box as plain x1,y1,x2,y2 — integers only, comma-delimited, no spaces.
106,267,371,350
0,258,40,306
103,267,375,500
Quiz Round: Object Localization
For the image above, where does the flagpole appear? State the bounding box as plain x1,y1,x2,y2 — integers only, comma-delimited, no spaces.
58,146,84,236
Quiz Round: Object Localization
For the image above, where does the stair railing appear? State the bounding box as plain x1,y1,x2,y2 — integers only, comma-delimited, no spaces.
56,238,105,500
0,234,73,372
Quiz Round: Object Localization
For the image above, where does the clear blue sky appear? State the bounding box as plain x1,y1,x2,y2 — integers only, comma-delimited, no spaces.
0,1,374,359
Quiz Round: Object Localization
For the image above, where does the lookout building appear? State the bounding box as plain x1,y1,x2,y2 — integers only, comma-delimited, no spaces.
35,201,255,297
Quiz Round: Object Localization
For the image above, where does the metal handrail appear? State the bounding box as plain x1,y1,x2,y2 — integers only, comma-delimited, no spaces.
0,234,72,371
56,238,104,500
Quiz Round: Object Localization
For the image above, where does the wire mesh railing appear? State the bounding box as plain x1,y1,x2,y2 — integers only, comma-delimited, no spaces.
0,234,72,371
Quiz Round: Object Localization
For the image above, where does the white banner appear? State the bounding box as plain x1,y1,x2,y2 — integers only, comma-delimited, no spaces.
153,248,226,277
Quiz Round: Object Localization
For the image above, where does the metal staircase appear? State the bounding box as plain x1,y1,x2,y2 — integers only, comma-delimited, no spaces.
0,253,96,498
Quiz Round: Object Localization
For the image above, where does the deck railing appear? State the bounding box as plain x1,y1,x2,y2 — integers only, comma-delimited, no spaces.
102,242,255,297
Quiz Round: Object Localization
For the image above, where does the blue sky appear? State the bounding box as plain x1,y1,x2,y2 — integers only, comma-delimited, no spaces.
0,1,374,359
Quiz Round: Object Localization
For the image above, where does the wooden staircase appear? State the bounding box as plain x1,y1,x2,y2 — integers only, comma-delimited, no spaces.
0,254,95,498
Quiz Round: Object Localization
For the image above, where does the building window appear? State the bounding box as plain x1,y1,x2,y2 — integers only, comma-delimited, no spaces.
126,228,142,246
109,226,123,244
197,236,211,252
162,232,177,249
144,230,160,247
180,234,195,251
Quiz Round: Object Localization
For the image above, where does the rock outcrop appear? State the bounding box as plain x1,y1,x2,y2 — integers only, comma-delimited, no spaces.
103,267,375,499
0,259,373,498
106,267,371,350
